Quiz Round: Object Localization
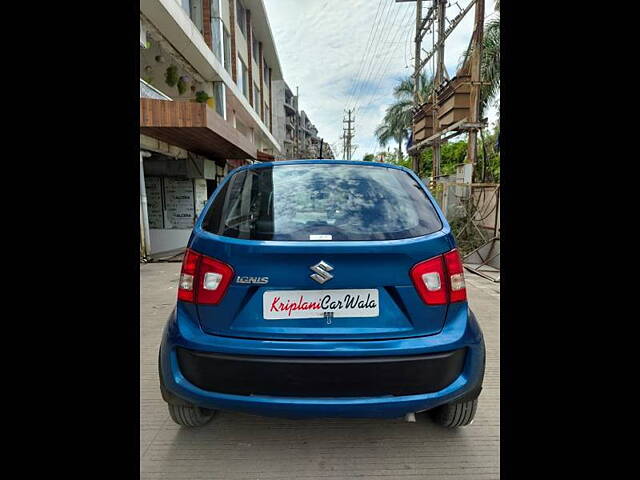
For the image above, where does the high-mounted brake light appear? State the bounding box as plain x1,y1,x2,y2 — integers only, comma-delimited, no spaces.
178,248,234,305
410,249,467,305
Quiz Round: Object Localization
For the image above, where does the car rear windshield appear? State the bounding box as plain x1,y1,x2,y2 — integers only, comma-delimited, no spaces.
202,164,442,241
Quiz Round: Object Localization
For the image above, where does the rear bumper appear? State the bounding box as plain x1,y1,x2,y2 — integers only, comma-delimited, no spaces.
159,302,485,419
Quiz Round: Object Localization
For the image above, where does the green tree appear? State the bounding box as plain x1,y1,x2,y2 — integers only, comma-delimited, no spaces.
362,153,375,162
418,139,469,179
384,151,412,169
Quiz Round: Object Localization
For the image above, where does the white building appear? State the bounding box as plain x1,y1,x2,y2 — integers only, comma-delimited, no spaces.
139,0,284,258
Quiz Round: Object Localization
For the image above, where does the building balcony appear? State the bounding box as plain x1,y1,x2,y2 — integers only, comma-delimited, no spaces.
140,0,280,154
140,98,256,159
284,99,296,114
301,123,316,135
286,117,297,129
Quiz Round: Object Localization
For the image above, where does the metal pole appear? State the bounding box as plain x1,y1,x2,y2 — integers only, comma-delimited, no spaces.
436,0,446,81
432,0,446,180
348,110,352,160
466,0,485,167
413,0,422,104
411,0,423,173
343,109,354,160
295,86,299,158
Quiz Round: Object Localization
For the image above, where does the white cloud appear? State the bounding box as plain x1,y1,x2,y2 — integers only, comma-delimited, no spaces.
264,0,498,159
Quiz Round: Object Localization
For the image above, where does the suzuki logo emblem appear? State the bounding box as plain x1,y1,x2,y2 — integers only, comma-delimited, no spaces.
310,261,334,284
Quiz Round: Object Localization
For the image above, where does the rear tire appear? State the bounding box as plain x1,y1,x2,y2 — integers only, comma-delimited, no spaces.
168,404,216,427
430,398,478,428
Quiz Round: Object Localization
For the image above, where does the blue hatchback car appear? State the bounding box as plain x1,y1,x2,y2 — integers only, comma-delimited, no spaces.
159,160,485,428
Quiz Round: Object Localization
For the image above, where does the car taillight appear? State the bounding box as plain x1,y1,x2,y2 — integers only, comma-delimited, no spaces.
177,248,234,305
178,249,199,303
410,249,467,305
443,249,467,303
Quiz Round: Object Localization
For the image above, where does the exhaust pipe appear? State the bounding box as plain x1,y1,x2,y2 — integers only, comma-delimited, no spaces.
404,412,416,422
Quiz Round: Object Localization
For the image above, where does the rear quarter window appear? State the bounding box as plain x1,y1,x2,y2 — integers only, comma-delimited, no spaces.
202,164,442,241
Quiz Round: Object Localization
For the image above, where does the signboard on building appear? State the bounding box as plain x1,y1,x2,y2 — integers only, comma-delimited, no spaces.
163,178,195,229
145,176,164,229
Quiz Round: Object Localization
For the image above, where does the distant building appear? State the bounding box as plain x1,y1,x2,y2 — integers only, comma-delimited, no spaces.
272,81,334,160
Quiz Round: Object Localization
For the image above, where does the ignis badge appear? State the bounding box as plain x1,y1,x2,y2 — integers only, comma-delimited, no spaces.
236,276,269,284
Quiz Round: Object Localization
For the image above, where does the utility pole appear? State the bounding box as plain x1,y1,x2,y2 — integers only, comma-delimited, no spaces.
295,86,300,158
432,0,447,180
343,109,355,160
411,0,422,173
466,0,485,166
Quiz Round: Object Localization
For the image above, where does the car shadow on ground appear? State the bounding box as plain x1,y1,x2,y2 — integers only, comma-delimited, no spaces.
165,409,469,447
154,411,475,477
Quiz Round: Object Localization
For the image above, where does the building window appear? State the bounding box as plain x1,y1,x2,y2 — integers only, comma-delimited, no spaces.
223,26,231,73
182,0,203,34
265,105,270,129
212,17,222,61
252,33,259,63
237,57,248,98
211,0,220,17
213,81,225,119
253,83,260,111
236,0,247,38
263,61,270,88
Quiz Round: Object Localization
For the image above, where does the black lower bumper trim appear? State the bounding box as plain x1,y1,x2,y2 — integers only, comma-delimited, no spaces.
176,348,466,397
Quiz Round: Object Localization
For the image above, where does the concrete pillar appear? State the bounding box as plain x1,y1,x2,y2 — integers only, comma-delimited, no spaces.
140,151,152,258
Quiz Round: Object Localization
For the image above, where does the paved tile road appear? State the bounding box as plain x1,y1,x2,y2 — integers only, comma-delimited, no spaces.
141,263,499,479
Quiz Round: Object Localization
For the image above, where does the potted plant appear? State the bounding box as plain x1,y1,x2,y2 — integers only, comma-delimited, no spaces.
195,91,210,103
165,65,178,87
177,78,187,94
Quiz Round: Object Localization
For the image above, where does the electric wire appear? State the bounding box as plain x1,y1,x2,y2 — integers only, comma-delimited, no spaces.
352,5,411,114
357,6,415,114
344,0,389,110
347,0,401,112
353,5,411,113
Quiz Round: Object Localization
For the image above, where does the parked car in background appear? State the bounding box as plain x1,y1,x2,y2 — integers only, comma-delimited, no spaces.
159,160,485,428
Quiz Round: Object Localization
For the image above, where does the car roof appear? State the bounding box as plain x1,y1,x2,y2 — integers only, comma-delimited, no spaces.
231,159,413,174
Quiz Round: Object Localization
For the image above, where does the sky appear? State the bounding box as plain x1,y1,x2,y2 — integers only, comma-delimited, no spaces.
263,0,499,159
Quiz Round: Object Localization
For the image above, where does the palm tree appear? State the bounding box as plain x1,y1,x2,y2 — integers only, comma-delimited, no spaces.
480,16,499,116
374,110,408,160
477,1,500,116
456,1,499,116
374,72,434,159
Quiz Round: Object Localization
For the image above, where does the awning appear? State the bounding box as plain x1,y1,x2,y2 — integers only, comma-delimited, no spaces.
140,98,257,160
